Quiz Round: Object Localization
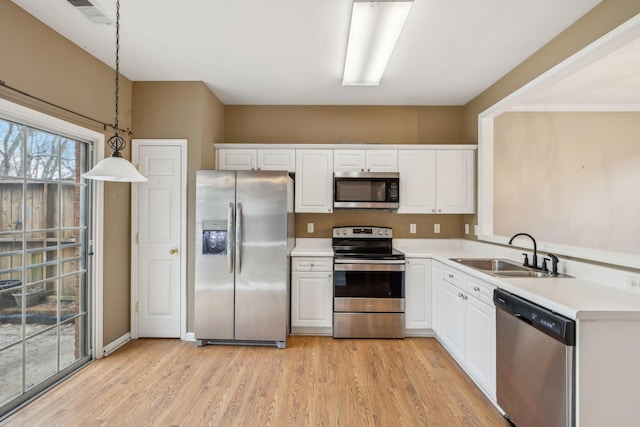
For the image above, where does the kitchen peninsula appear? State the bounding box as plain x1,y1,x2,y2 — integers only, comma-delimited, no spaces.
293,237,640,427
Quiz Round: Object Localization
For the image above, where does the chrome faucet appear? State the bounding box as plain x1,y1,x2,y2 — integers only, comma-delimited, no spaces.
508,233,538,269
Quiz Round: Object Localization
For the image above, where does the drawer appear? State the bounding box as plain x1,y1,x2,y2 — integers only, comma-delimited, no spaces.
466,276,496,306
292,257,333,272
443,265,465,289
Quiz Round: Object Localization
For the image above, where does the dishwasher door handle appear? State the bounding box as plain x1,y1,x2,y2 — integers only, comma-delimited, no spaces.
514,313,533,325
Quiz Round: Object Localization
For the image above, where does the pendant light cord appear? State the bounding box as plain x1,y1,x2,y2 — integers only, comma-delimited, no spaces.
106,0,126,157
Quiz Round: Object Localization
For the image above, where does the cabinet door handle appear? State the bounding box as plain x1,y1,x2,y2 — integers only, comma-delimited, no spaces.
473,286,480,292
449,274,454,279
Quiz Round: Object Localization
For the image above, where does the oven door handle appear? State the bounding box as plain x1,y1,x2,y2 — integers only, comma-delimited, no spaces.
334,263,406,272
334,259,406,264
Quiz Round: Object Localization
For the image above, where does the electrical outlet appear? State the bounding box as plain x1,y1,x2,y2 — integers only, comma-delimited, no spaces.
464,224,470,234
434,223,440,233
410,224,416,234
474,225,478,236
307,223,314,233
627,276,640,293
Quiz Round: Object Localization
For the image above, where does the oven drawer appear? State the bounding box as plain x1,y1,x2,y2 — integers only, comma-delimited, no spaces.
334,297,405,313
292,257,333,272
334,312,405,338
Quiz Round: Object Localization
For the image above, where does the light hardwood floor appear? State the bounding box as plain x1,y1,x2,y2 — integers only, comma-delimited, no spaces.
2,336,509,426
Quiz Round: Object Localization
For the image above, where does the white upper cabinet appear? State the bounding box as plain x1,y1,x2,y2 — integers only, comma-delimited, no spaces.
398,150,437,213
398,149,474,214
217,148,257,170
435,150,474,214
334,149,398,172
257,149,296,172
295,149,334,213
218,148,295,172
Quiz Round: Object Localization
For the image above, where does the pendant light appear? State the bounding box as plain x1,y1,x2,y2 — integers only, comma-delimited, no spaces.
83,0,147,182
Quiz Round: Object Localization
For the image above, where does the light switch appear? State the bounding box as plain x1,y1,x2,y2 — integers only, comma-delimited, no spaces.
434,224,440,233
410,224,416,234
307,223,314,233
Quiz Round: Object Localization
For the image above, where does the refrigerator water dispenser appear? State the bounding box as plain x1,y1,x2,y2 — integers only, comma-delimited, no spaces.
202,220,227,255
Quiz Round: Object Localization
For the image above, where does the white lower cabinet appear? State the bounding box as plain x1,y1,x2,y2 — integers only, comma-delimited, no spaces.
441,280,466,361
435,263,496,399
405,258,432,335
464,286,496,397
431,260,444,335
291,257,333,335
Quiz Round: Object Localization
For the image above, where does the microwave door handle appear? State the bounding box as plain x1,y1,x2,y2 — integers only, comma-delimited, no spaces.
236,202,242,274
227,202,234,273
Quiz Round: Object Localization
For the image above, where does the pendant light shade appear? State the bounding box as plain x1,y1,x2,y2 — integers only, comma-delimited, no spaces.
83,155,147,182
82,0,147,183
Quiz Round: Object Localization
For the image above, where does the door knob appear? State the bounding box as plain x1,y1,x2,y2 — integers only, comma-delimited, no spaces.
169,248,179,255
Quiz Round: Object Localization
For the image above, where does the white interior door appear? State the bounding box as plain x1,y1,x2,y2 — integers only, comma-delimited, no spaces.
132,140,186,338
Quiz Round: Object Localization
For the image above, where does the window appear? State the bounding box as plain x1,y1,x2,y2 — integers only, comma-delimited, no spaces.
0,113,93,415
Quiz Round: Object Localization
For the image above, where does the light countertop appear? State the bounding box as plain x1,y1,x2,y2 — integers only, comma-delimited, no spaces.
293,238,640,321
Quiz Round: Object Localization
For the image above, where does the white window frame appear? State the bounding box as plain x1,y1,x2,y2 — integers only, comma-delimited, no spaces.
0,98,106,359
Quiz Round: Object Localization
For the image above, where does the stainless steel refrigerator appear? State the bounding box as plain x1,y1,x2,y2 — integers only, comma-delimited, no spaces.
194,170,294,348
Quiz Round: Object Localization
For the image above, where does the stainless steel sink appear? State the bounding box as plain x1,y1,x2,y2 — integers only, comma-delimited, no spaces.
450,258,529,272
450,258,570,278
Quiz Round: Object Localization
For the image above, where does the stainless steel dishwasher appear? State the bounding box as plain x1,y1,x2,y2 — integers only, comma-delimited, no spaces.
493,289,576,427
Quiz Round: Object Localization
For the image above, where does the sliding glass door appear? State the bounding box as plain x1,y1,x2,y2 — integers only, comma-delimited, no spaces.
0,117,91,415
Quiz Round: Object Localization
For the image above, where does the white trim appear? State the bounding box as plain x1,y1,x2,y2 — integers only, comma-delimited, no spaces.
130,139,188,340
185,332,195,341
477,13,640,270
0,97,106,358
102,332,131,356
213,143,478,150
508,104,640,112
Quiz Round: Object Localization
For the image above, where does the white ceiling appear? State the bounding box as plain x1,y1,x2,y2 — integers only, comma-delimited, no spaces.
12,0,605,106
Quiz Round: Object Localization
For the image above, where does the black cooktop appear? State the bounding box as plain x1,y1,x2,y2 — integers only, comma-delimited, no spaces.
332,226,404,260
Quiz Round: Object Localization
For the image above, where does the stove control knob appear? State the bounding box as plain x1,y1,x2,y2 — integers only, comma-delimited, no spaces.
385,230,390,236
378,230,383,235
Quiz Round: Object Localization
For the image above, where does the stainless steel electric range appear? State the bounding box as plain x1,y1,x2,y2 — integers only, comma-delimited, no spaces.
332,226,406,339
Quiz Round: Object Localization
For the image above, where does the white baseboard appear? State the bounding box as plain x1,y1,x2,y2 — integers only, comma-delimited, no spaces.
184,332,195,341
103,332,131,357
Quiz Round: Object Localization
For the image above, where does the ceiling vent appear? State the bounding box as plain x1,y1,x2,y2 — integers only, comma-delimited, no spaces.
67,0,113,25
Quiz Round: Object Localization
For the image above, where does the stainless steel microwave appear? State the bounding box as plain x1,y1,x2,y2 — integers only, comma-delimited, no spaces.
334,172,400,209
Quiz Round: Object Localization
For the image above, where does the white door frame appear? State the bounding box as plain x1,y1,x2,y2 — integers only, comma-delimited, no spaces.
130,139,188,339
0,98,106,358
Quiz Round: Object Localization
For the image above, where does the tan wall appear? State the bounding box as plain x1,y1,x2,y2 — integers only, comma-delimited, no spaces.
225,105,463,144
494,111,640,254
461,0,640,240
225,105,467,238
131,81,224,331
0,1,134,345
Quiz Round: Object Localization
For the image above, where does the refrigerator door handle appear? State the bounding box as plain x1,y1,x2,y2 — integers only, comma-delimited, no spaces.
227,202,234,273
236,202,242,274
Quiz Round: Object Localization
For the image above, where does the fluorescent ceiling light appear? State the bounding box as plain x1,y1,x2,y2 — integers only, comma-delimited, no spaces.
343,0,413,86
